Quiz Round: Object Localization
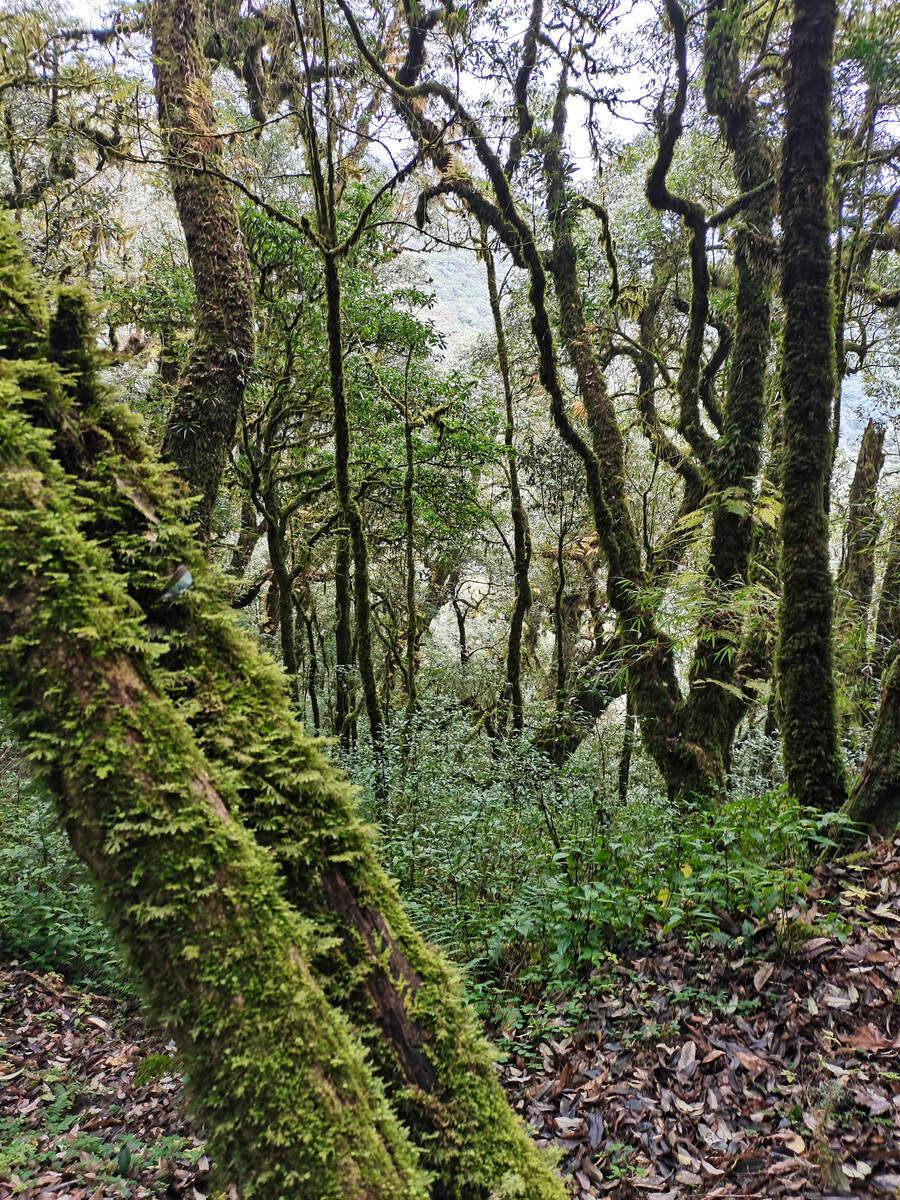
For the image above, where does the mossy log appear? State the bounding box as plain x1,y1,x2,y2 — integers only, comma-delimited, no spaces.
0,215,565,1200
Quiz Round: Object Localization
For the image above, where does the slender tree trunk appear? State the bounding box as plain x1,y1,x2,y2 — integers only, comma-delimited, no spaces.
837,418,885,719
324,253,384,758
302,595,322,734
842,646,900,833
404,420,417,717
618,696,635,808
838,418,885,620
777,0,846,810
483,234,531,732
229,497,262,578
452,595,470,668
554,530,567,712
334,527,354,746
267,518,301,697
874,505,900,677
151,0,254,541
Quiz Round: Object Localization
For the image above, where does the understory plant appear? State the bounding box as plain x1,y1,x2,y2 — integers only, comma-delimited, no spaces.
341,699,855,1014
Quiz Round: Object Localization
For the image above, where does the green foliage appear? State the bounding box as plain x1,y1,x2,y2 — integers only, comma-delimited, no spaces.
343,700,857,1019
0,741,127,993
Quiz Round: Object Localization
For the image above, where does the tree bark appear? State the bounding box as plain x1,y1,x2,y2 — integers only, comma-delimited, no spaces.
874,504,900,677
838,418,885,620
151,0,255,541
334,527,355,746
776,0,846,809
837,418,885,719
842,646,900,832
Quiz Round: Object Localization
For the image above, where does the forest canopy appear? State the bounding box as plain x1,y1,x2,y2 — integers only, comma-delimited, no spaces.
1,0,900,1195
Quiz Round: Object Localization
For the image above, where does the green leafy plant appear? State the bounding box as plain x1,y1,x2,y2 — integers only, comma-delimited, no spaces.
0,738,128,992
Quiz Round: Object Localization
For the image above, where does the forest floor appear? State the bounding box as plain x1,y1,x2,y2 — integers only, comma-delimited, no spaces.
1,836,899,1200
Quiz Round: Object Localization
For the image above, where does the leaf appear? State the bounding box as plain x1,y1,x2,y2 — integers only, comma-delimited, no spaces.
838,1023,900,1051
843,1160,873,1180
114,476,160,524
676,1039,697,1082
753,961,774,992
734,1049,769,1077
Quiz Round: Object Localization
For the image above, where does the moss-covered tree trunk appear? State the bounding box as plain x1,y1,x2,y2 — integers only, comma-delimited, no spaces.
0,214,566,1200
874,505,900,677
151,0,255,540
776,0,846,809
0,236,423,1200
838,418,885,621
837,418,885,718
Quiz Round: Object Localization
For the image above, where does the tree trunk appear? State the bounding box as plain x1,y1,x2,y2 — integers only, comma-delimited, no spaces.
838,418,885,620
323,252,384,759
874,504,900,677
0,269,423,1200
837,418,885,719
267,516,301,695
404,419,417,716
229,497,262,578
0,216,566,1200
776,0,846,810
334,527,355,746
483,234,532,733
842,646,900,832
151,0,255,541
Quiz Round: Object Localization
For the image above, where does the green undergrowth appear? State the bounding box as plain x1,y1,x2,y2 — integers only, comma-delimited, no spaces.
342,703,857,1021
0,743,128,994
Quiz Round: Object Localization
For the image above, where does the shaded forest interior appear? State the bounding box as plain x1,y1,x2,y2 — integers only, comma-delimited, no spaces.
1,0,900,1196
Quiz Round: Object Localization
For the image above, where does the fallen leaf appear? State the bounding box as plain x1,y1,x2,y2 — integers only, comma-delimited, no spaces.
753,961,775,992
